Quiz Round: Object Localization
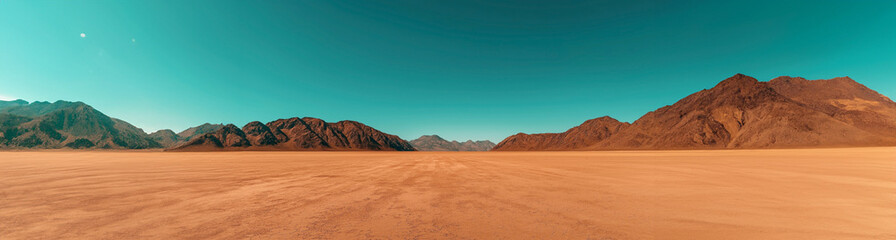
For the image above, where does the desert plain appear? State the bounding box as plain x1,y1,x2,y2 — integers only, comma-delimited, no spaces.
1,148,894,239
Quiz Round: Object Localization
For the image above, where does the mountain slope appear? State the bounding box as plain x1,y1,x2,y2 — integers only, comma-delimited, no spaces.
170,117,415,151
492,116,629,151
768,76,896,137
410,135,495,151
0,100,161,149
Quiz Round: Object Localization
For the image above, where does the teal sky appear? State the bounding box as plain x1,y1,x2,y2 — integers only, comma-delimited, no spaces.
1,1,894,142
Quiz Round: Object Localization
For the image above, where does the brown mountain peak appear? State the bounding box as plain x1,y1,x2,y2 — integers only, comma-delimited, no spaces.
242,121,278,146
580,116,623,126
715,73,759,88
242,121,271,135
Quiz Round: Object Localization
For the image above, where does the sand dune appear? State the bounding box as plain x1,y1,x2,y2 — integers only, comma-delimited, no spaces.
1,149,894,239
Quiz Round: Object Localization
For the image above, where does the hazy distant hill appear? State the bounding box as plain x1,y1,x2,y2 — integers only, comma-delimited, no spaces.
409,135,495,151
177,123,224,141
148,129,181,148
148,123,225,148
169,117,415,151
0,100,161,149
493,74,896,150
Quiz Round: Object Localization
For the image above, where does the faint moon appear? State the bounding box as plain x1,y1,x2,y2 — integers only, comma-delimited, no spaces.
80,33,86,38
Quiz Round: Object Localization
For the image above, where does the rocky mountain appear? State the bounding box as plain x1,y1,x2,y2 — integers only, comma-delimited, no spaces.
410,135,496,151
0,100,161,149
492,116,629,151
494,74,896,150
169,117,415,151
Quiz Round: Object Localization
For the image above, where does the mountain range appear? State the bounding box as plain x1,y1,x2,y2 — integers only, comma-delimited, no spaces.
493,74,896,150
169,117,416,151
0,101,413,151
0,100,161,149
409,135,495,151
3,74,894,151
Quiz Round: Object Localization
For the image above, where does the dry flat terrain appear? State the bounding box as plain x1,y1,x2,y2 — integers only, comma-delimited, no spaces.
1,149,895,239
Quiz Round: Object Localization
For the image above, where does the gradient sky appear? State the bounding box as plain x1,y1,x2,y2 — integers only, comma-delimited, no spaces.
1,1,894,142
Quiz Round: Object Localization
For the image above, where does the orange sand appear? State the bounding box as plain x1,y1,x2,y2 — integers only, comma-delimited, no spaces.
1,148,894,239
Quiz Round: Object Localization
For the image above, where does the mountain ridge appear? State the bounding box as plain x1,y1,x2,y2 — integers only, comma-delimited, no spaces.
409,135,495,151
494,74,896,150
169,117,416,151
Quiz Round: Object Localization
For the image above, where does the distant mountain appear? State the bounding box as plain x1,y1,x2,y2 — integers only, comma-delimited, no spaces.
494,74,896,150
169,117,415,151
146,123,226,148
0,99,28,109
410,135,495,151
177,123,224,141
492,116,629,151
0,100,161,149
148,129,181,148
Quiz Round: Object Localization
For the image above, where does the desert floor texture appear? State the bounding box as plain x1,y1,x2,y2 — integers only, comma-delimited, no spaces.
1,148,894,239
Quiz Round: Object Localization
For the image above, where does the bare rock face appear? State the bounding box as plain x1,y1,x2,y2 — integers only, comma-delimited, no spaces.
410,135,496,151
494,74,896,150
491,116,629,151
170,117,415,151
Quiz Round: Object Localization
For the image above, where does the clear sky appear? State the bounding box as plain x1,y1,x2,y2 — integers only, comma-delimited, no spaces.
1,1,894,142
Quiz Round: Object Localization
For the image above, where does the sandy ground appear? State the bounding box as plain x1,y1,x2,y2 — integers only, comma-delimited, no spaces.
1,148,894,239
